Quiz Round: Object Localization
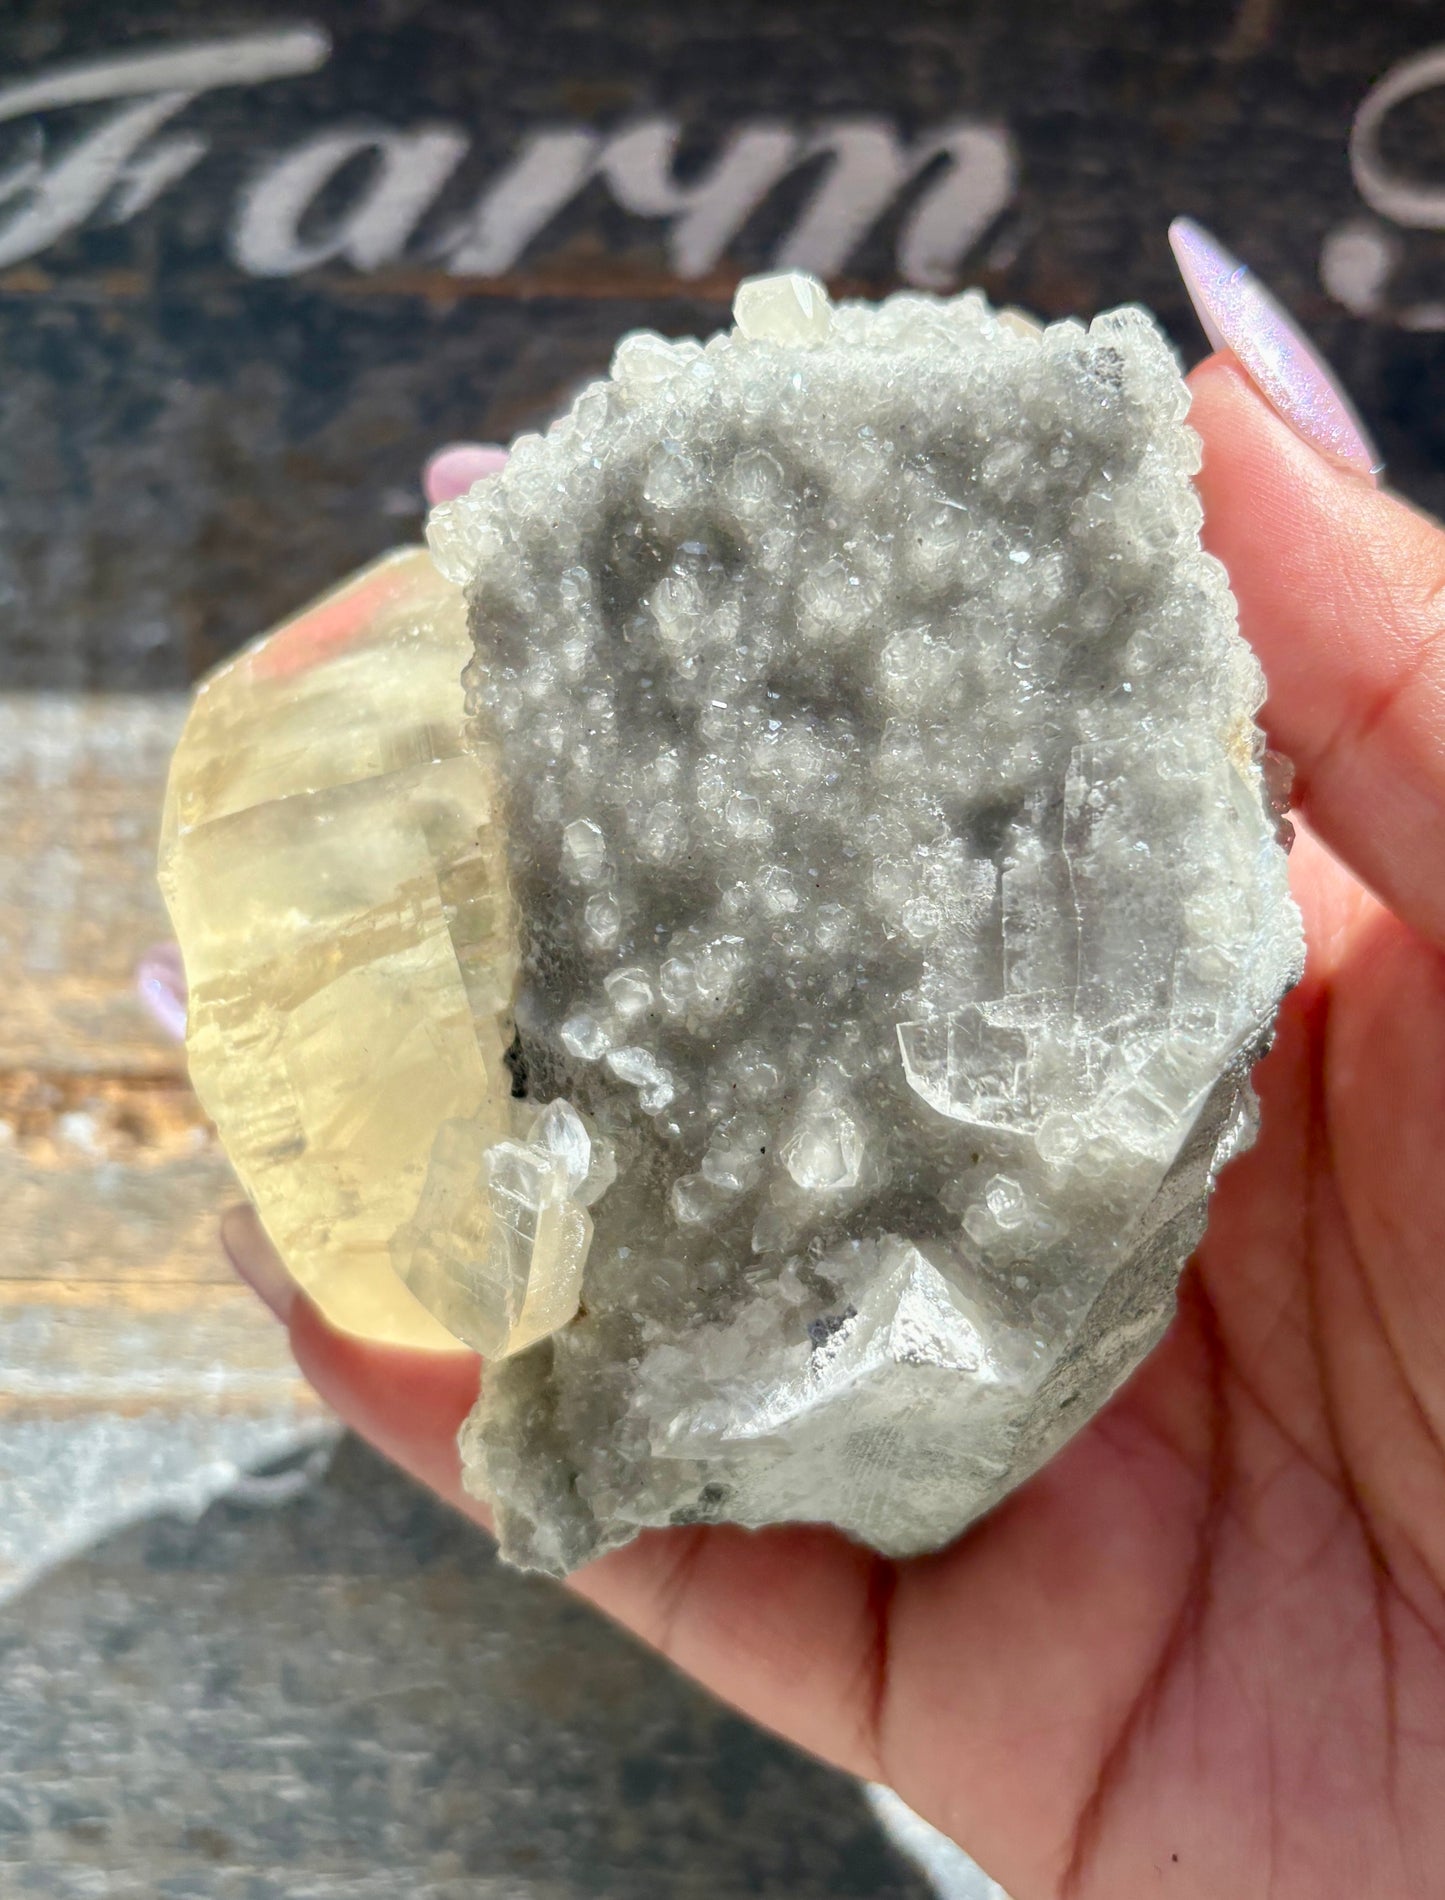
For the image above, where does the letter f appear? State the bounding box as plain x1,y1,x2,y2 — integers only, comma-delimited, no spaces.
0,28,329,270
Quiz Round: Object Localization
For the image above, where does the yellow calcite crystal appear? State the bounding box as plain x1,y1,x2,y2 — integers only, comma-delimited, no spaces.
159,549,518,1350
398,1098,599,1359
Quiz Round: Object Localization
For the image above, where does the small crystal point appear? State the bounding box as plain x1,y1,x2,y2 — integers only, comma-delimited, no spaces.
480,1118,593,1359
733,271,834,346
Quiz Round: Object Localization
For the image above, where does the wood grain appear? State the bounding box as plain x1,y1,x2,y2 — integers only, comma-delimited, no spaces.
0,694,189,1076
0,693,318,1415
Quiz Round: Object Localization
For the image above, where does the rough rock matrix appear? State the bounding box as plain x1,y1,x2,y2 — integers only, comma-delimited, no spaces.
420,274,1303,1573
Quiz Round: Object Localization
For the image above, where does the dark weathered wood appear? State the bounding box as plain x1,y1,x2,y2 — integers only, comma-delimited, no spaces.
0,696,187,1073
1,0,1442,690
0,691,311,1410
0,1438,942,1899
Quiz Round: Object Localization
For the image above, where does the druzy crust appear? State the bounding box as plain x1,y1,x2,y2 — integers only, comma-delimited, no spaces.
427,275,1303,1575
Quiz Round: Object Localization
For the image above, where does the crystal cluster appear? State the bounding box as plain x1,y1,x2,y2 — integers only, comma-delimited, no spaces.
420,274,1302,1574
162,273,1302,1577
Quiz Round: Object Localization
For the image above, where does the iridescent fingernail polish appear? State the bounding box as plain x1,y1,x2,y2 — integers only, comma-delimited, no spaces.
220,1205,298,1325
136,940,187,1040
422,442,509,506
1168,216,1383,482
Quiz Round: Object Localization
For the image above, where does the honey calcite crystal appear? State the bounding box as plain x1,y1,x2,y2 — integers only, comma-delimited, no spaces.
159,550,517,1351
164,273,1303,1576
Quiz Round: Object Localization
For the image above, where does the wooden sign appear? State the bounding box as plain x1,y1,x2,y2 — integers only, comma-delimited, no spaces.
1,2,1443,688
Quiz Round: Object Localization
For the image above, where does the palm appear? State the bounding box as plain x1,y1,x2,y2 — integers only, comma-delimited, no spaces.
822,828,1445,1896
270,359,1445,1898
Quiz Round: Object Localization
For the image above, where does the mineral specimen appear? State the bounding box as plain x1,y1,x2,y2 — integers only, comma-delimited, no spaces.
427,275,1302,1572
163,273,1302,1577
158,549,516,1350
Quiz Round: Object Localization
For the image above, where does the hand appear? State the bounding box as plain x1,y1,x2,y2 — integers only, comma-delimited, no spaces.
223,356,1445,1898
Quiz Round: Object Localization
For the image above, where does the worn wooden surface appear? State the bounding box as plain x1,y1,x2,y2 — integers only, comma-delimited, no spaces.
0,691,316,1418
3,2,1444,692
0,1437,942,1900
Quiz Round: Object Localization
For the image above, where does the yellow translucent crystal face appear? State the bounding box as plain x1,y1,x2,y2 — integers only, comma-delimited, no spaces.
159,549,518,1350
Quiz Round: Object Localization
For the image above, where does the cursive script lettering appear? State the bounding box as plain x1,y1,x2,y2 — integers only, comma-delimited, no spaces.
439,129,601,276
0,29,1017,290
1318,42,1445,331
593,119,802,279
777,120,1017,287
0,28,331,271
1351,44,1445,230
233,126,469,274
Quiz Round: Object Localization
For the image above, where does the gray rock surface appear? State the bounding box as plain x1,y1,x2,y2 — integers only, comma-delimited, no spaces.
428,274,1302,1575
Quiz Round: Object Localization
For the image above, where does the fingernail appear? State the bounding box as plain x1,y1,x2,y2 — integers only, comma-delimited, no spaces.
423,442,509,506
221,1205,297,1325
136,941,187,1040
1168,217,1384,483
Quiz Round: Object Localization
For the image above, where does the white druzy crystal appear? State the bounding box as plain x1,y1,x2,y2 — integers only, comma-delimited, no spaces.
427,273,1302,1576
